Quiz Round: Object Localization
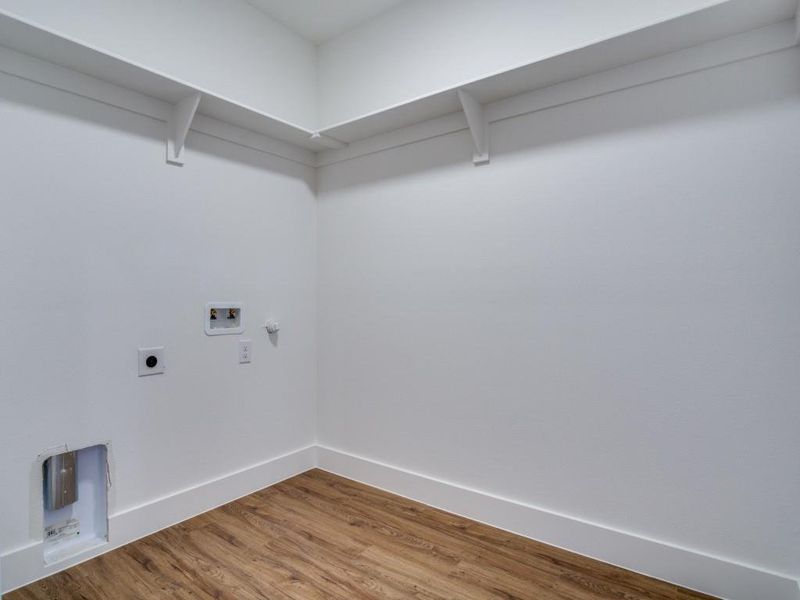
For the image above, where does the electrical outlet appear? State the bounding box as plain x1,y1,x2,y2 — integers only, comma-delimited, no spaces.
238,339,251,364
138,347,165,376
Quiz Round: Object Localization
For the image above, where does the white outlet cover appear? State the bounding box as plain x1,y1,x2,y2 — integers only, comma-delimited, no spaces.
138,347,165,376
239,339,252,364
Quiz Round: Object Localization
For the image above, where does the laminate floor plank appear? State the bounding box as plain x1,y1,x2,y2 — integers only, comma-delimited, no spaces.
286,472,674,600
301,471,680,599
5,470,719,600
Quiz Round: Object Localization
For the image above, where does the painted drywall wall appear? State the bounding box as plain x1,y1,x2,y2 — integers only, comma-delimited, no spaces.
316,46,800,580
316,0,794,128
0,68,317,574
0,0,317,128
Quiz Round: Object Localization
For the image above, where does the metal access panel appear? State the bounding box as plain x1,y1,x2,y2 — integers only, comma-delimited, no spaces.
44,451,78,510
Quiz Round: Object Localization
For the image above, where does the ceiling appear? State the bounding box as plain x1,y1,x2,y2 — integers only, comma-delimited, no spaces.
246,0,405,44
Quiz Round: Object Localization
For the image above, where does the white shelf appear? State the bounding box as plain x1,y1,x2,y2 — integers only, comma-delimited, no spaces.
0,0,796,158
0,9,321,151
318,0,797,144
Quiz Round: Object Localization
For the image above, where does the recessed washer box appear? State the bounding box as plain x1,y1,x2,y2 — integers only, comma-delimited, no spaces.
205,302,243,336
41,444,109,565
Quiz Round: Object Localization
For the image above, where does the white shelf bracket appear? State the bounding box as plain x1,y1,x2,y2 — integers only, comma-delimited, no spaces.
310,132,348,150
166,92,202,166
457,89,490,166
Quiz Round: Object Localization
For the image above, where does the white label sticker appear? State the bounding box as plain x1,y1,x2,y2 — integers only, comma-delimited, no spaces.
44,518,80,542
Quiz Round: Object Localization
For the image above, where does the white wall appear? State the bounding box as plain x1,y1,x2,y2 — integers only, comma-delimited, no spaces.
316,0,782,128
1,4,799,595
0,0,317,128
316,47,800,580
0,68,317,568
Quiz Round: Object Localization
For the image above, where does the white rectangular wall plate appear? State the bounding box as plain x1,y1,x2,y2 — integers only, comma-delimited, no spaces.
138,347,165,376
238,339,251,364
205,302,243,336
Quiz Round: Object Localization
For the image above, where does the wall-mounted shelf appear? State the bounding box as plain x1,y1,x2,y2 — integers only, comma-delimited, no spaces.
316,0,797,146
0,9,323,155
0,0,796,166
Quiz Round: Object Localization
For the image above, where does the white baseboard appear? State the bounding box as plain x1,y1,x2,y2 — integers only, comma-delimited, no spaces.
4,444,797,600
0,444,316,594
316,446,800,600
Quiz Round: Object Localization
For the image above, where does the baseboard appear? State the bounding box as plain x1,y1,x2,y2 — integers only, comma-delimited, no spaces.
0,444,317,594
317,445,799,600
4,444,797,599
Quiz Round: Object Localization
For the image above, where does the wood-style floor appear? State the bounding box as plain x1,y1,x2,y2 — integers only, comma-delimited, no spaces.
7,469,718,600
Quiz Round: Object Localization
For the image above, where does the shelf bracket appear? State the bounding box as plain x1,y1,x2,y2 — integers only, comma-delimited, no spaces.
166,92,202,166
457,89,489,166
310,132,348,150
